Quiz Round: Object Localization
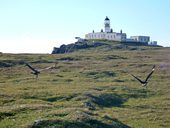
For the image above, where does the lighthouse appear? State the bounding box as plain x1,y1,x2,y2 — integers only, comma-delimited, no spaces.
85,16,127,42
104,16,110,33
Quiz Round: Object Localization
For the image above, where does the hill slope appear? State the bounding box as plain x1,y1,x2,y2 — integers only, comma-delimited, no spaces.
0,41,170,128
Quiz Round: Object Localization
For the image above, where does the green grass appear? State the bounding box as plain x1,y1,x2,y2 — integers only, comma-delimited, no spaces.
0,42,170,128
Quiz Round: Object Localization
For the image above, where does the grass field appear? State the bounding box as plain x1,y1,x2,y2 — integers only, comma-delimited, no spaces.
0,41,170,128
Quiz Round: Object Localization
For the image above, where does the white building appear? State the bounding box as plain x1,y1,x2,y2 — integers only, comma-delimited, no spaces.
85,16,152,44
85,16,127,41
130,36,150,43
148,41,157,46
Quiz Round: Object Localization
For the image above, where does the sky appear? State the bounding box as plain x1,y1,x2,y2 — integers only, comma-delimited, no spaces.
0,0,170,53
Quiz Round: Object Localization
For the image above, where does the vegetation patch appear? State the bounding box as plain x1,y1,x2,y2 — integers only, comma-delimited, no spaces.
0,111,15,120
83,70,116,79
41,94,78,102
29,111,130,128
57,56,79,61
105,55,127,60
86,93,126,107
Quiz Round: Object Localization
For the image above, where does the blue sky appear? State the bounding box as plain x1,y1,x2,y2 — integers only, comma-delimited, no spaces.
0,0,170,53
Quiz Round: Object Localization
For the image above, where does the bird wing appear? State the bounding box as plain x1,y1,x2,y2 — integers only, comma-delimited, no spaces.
131,74,144,84
39,66,53,71
25,63,38,72
39,63,58,71
145,65,155,82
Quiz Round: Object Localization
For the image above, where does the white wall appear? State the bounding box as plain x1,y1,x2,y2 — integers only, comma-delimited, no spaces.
130,36,150,42
85,32,126,41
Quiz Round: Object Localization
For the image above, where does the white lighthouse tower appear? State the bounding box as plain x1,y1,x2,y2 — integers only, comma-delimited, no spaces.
104,16,110,33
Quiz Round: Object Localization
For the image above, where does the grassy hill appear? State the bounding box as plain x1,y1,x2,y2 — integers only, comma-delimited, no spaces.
0,41,170,128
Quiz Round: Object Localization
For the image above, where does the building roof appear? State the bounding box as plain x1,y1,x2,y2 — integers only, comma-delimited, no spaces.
105,16,110,21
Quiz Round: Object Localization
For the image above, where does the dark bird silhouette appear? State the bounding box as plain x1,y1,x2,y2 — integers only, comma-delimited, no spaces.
130,65,155,87
25,62,57,78
25,63,40,78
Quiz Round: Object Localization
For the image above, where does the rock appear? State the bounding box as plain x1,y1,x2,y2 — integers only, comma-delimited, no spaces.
83,101,96,110
65,110,93,121
51,41,109,54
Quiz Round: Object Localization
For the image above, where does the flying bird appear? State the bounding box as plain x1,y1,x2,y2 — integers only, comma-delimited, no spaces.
25,62,57,78
130,65,155,87
25,63,40,78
